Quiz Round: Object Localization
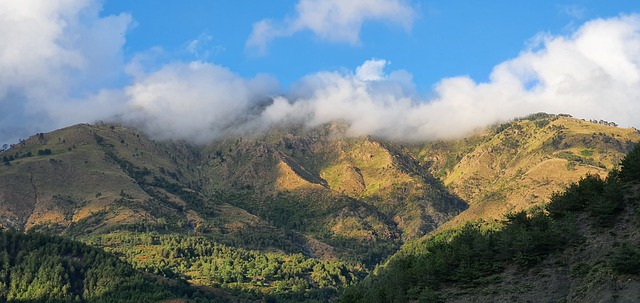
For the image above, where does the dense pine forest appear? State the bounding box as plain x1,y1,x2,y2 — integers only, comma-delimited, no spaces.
84,232,365,301
0,230,230,302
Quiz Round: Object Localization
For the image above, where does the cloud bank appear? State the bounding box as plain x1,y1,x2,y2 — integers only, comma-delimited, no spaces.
1,1,639,145
246,0,416,54
0,0,130,144
255,14,640,140
127,10,640,142
124,62,278,143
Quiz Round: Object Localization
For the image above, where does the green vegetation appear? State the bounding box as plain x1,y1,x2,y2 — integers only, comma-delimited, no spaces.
610,242,640,275
340,210,577,302
340,144,640,302
581,149,594,157
85,232,365,301
37,148,52,156
515,112,556,125
555,151,606,169
619,143,640,182
546,174,623,226
215,190,399,266
0,229,222,303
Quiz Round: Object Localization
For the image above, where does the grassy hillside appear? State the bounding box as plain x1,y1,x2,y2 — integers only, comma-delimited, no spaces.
340,144,640,302
200,123,466,263
0,124,367,300
0,124,299,253
415,113,640,227
0,122,467,300
1,115,637,302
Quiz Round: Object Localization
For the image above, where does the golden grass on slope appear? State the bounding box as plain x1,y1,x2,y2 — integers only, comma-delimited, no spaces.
0,123,202,233
423,116,640,231
275,160,323,191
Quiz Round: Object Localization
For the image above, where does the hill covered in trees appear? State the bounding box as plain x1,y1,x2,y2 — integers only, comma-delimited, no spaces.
0,229,229,302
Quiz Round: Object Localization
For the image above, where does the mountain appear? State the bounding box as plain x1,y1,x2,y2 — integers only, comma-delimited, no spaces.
340,143,640,303
0,122,468,262
0,121,467,300
199,123,466,261
0,113,638,301
414,113,640,228
0,123,298,252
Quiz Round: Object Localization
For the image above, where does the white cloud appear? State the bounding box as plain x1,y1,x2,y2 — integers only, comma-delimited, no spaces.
246,0,416,54
355,59,388,81
185,33,225,61
0,0,131,143
123,62,279,143
258,14,640,140
2,4,640,145
258,59,420,138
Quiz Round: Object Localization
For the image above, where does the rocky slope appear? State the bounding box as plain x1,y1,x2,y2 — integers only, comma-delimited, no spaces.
0,124,295,253
0,122,467,265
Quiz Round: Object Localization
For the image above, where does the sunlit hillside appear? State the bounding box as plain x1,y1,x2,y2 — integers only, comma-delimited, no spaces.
0,114,638,302
414,114,640,228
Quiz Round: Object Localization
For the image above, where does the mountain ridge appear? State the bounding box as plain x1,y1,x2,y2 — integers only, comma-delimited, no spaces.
413,114,640,229
1,113,639,301
2,115,638,249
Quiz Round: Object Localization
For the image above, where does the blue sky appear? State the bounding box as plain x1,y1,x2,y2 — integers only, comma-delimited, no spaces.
1,0,640,145
101,0,637,91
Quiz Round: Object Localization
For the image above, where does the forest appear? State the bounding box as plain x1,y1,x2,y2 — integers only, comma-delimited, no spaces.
339,145,640,302
84,232,366,301
0,229,227,302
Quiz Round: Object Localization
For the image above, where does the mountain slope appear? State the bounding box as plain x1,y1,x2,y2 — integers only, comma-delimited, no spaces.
1,114,638,301
415,114,640,227
199,123,467,262
341,144,640,303
0,123,300,253
0,122,468,299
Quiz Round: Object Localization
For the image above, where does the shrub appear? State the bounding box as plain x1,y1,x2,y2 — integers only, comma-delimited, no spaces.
619,144,640,182
610,242,640,274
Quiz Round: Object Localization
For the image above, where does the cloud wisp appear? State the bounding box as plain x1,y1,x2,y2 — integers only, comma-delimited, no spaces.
246,0,416,54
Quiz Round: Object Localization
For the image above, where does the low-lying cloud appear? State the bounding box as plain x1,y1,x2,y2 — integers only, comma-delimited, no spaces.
255,14,640,140
1,1,639,146
123,62,278,143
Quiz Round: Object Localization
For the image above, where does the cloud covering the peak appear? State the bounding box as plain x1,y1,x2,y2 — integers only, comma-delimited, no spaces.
1,2,640,145
254,14,640,140
246,0,416,54
123,62,278,143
